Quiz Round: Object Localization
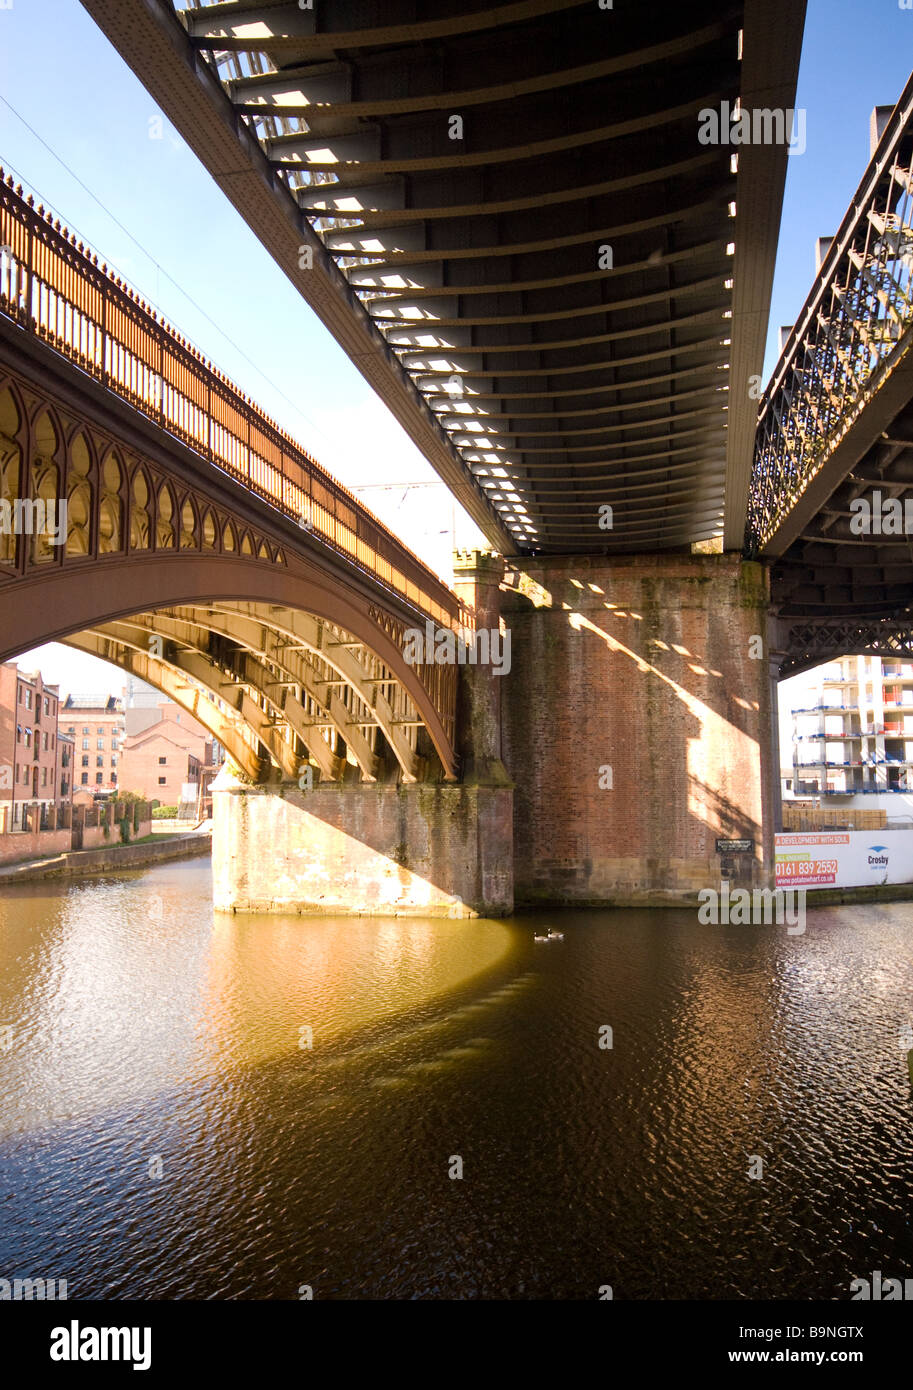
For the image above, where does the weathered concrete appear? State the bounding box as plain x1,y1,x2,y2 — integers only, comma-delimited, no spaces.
0,833,210,882
498,553,774,905
212,774,512,917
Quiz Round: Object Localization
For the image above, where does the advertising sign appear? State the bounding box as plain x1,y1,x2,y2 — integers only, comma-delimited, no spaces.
774,831,913,888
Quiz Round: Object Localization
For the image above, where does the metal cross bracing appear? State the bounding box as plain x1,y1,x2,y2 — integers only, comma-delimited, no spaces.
80,0,804,554
777,620,913,680
749,72,913,630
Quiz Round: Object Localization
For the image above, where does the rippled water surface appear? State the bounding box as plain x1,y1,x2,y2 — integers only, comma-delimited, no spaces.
0,857,911,1299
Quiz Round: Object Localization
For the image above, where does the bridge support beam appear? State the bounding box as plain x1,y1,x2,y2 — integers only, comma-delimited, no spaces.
498,552,776,905
212,771,513,917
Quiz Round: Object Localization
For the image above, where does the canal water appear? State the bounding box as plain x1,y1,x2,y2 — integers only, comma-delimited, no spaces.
0,856,911,1300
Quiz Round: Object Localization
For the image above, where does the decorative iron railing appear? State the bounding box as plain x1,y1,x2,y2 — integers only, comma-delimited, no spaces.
747,76,913,554
0,168,467,633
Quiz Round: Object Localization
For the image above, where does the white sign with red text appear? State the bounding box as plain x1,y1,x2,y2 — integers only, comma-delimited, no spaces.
775,831,913,888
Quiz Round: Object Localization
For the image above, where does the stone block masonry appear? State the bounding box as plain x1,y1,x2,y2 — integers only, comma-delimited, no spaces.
212,775,513,917
499,553,774,905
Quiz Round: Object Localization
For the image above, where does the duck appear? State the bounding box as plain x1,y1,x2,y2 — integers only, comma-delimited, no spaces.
534,927,564,942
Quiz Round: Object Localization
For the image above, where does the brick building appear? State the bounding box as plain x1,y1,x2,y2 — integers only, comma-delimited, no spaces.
0,662,66,829
57,730,75,806
60,694,126,796
120,718,204,808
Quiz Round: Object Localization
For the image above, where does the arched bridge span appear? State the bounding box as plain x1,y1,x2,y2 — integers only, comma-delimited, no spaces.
0,177,469,782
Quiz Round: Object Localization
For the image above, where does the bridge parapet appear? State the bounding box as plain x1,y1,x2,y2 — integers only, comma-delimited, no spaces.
748,76,913,555
0,168,463,634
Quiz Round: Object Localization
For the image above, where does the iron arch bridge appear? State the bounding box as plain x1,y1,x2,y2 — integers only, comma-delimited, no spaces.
0,173,468,784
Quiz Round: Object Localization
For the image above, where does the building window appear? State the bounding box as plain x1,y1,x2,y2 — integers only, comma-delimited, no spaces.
81,773,88,785
111,755,117,766
82,727,89,735
82,739,89,751
41,768,47,787
97,727,104,735
43,732,49,751
158,757,167,765
96,756,104,768
158,777,167,786
95,773,103,785
81,756,89,768
97,740,104,751
25,690,31,710
44,698,49,715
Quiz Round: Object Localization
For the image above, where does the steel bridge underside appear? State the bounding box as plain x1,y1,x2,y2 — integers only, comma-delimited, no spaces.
80,0,804,555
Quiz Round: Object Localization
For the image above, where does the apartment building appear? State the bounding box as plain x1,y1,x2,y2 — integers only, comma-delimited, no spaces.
0,662,67,828
60,694,126,795
785,655,913,806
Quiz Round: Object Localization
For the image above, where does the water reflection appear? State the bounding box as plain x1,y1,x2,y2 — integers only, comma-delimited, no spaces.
0,859,911,1299
0,859,513,1133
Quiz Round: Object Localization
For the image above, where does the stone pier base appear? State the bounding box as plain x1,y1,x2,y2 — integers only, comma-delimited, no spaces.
212,774,513,917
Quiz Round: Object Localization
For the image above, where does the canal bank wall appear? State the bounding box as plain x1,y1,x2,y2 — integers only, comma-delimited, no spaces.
0,801,154,865
0,833,211,883
516,882,913,911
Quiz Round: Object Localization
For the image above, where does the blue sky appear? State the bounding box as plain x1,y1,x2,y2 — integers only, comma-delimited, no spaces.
1,0,911,694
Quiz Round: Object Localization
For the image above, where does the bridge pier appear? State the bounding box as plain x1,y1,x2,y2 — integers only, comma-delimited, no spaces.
212,552,775,917
495,552,776,905
212,772,513,917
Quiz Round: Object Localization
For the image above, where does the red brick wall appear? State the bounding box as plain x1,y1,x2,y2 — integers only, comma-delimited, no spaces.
120,733,199,804
0,827,71,865
499,554,773,904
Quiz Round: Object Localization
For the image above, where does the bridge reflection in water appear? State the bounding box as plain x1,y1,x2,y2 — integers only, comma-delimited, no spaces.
0,859,911,1300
